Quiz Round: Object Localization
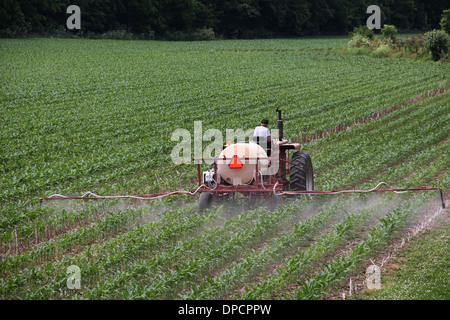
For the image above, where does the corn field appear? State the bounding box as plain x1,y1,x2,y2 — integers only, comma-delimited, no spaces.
0,37,448,300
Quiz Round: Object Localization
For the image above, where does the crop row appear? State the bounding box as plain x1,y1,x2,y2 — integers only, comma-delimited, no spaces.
2,39,448,211
81,195,358,299
0,200,189,274
2,88,449,255
236,195,398,299
0,196,313,298
183,197,379,300
0,203,213,297
306,92,449,190
1,38,448,300
5,85,444,238
291,193,432,299
115,199,341,300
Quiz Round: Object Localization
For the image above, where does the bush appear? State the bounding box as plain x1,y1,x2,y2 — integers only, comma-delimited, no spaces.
98,29,136,40
347,34,371,48
241,27,274,39
349,26,375,40
164,28,215,41
191,28,215,41
381,25,397,40
403,36,421,53
424,29,449,61
372,44,393,58
440,9,450,34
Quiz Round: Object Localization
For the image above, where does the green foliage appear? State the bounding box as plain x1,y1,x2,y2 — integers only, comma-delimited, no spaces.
347,34,370,48
402,36,422,53
164,27,215,41
0,38,449,300
349,26,375,40
355,220,450,300
440,9,450,34
381,24,398,40
371,43,393,58
292,201,416,300
424,29,449,61
346,46,369,56
0,0,448,38
97,29,138,40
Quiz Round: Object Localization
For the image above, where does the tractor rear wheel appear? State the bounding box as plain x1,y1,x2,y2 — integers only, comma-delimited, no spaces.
199,192,213,212
290,151,314,191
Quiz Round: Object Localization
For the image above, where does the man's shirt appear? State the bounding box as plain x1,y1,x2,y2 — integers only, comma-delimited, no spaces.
253,126,271,139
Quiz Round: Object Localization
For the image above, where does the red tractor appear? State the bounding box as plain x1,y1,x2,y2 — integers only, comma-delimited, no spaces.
196,109,314,211
39,110,446,211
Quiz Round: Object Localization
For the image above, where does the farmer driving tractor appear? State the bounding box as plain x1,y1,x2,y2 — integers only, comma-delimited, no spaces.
253,118,272,155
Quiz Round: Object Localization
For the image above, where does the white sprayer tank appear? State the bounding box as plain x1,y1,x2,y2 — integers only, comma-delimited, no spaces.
217,142,269,185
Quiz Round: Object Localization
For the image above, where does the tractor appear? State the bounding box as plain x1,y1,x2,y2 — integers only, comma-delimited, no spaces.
39,110,446,211
196,108,314,211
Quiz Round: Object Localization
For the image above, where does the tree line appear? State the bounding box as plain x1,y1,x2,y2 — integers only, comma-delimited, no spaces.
0,0,448,39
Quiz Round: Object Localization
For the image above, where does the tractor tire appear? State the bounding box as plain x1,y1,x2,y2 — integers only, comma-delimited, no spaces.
199,192,213,213
290,151,314,191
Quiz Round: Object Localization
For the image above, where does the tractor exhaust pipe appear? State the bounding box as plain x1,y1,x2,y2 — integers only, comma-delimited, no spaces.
276,107,283,140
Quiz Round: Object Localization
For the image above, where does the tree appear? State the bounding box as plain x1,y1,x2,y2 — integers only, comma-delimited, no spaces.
424,29,449,61
0,0,26,31
350,25,375,40
381,24,397,40
440,9,450,34
0,0,449,39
